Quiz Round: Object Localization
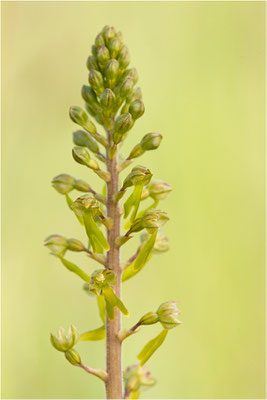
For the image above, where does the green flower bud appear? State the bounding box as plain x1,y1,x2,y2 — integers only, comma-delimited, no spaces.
105,59,120,80
108,37,123,58
50,324,79,352
72,146,90,166
86,55,99,71
129,99,145,120
72,130,99,154
65,349,81,366
67,238,85,252
97,45,110,68
69,106,88,126
147,180,172,200
91,44,97,57
74,178,92,192
95,32,105,48
122,68,138,85
51,173,76,194
128,144,144,159
157,301,182,329
102,25,116,43
126,87,142,103
84,103,103,125
113,113,133,144
88,69,104,96
100,88,116,109
138,312,159,326
72,146,99,170
140,132,162,151
81,85,99,107
119,78,134,99
127,133,161,160
44,234,68,256
117,45,130,69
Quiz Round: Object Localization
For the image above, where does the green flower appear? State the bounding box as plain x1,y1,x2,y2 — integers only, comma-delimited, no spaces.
157,301,182,329
50,324,79,352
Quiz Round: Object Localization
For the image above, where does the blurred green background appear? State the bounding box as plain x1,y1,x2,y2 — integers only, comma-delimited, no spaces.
1,1,265,399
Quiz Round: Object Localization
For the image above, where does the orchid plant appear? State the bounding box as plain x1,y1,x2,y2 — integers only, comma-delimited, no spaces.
44,25,182,399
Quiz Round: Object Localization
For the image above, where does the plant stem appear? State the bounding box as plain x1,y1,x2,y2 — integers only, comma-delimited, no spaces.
105,128,123,399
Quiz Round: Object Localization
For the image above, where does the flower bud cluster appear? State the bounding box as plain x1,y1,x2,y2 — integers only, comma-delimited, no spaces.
70,25,145,144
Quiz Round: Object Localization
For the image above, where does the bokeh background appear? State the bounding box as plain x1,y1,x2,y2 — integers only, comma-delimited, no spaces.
1,1,265,399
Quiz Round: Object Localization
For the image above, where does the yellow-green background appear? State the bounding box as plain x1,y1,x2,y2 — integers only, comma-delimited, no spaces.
1,1,265,399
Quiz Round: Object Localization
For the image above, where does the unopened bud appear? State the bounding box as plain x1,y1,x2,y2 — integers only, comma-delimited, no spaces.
81,85,99,108
73,130,99,154
108,37,123,58
74,178,92,192
86,55,99,71
157,301,182,329
95,32,105,48
50,324,79,352
69,106,88,126
72,146,91,166
138,312,159,326
51,174,76,194
147,180,172,200
97,45,110,68
67,238,85,252
129,99,145,120
117,45,130,69
102,25,116,42
100,88,116,109
122,68,138,85
65,349,81,366
88,69,104,96
140,132,162,151
127,87,142,103
91,44,97,57
105,59,120,81
119,78,134,99
113,113,133,144
44,234,68,256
